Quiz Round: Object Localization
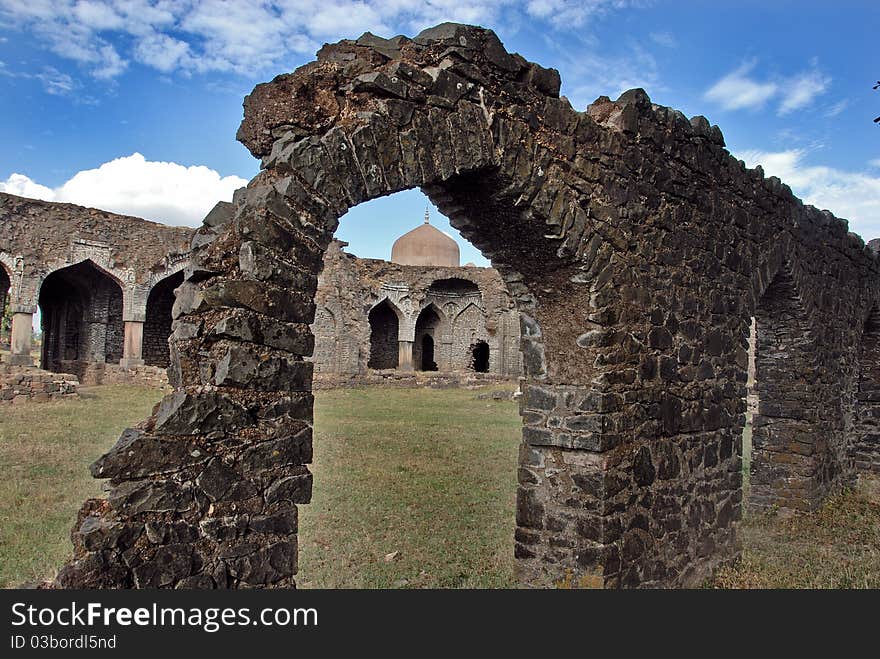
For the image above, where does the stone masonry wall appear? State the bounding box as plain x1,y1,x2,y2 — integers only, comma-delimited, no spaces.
54,23,880,590
311,239,521,377
0,365,79,403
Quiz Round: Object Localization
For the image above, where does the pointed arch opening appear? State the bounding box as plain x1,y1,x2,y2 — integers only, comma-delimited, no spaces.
0,262,10,351
144,271,184,368
850,305,880,475
750,263,824,512
367,299,401,369
38,260,124,372
414,304,443,371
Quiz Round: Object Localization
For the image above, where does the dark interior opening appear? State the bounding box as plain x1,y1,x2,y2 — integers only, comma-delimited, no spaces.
471,340,490,372
368,299,399,369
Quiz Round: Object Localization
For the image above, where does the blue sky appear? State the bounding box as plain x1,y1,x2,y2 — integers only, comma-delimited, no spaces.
0,0,878,267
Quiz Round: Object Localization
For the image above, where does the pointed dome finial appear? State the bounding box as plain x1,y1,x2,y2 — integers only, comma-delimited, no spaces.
424,206,430,224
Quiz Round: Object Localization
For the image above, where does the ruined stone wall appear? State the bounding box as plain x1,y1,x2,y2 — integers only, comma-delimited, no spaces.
0,364,79,403
0,193,191,313
1,193,194,372
311,239,521,377
53,23,880,591
851,310,880,474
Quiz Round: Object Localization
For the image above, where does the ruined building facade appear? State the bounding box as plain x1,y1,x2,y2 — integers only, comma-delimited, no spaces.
0,193,191,382
310,235,521,380
1,193,520,384
5,23,880,589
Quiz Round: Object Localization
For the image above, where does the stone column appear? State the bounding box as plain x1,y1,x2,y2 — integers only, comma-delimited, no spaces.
119,320,145,368
8,311,34,366
398,340,413,371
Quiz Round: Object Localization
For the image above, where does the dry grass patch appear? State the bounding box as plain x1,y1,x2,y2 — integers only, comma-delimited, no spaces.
713,475,880,588
0,385,161,587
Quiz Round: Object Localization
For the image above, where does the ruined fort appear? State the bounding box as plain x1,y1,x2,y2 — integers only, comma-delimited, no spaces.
3,23,880,588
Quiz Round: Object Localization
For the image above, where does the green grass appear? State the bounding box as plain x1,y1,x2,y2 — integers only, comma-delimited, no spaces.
713,476,880,588
0,385,162,587
299,386,521,588
2,383,878,589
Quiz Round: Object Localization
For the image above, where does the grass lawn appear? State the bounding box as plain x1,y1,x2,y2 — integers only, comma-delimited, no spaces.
299,386,521,588
1,383,878,588
0,385,162,587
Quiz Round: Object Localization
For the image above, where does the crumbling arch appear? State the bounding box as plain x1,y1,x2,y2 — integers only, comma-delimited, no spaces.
143,270,185,368
749,260,825,511
54,23,880,591
368,298,403,369
38,259,125,372
849,304,880,474
428,277,482,298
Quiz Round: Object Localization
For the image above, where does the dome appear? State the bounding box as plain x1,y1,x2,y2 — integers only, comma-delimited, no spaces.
390,211,460,267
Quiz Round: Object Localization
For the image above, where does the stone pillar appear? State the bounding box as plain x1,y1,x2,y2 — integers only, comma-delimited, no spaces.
398,340,413,371
119,320,145,368
8,312,34,366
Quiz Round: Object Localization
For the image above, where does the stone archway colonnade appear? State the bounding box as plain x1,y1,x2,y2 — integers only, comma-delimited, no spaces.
42,23,880,589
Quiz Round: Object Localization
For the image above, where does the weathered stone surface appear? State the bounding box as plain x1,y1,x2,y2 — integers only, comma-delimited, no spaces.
53,22,880,592
214,345,312,390
154,391,250,435
264,471,313,504
91,428,208,479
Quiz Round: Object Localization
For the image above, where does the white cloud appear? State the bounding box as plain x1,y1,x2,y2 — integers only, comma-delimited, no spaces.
704,59,832,115
525,0,637,29
0,173,55,201
704,60,777,111
0,153,248,226
869,159,880,169
738,148,880,240
34,67,75,95
560,40,660,108
0,0,641,79
649,31,676,48
825,99,849,118
778,66,830,115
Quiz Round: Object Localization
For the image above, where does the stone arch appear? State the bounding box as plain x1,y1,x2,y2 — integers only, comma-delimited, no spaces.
368,298,402,369
56,23,878,590
749,259,825,512
451,302,488,370
54,24,615,591
413,303,446,371
849,304,880,474
143,270,185,368
427,277,482,298
0,257,10,346
38,259,125,372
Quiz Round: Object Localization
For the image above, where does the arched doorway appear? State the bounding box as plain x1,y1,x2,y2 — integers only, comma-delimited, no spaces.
368,300,399,369
750,263,824,512
471,340,490,372
39,260,124,372
143,271,184,367
414,305,442,371
0,263,10,349
850,305,880,474
420,334,436,371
